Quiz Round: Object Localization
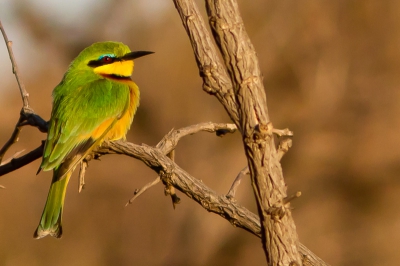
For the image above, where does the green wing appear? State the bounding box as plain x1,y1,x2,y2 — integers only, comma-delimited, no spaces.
40,77,130,175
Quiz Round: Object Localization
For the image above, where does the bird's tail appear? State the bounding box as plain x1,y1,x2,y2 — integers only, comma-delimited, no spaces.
34,169,71,239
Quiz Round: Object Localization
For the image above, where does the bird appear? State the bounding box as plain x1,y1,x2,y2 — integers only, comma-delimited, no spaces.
33,41,153,239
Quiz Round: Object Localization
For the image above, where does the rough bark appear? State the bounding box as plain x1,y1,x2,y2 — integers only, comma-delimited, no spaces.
173,0,301,264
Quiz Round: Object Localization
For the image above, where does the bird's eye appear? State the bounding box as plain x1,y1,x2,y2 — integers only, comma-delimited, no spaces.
88,54,116,67
101,56,113,63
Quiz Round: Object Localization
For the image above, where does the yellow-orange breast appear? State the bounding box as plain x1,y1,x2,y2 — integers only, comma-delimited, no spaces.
105,80,140,141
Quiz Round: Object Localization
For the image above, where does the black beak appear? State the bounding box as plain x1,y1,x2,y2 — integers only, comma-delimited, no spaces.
121,51,154,61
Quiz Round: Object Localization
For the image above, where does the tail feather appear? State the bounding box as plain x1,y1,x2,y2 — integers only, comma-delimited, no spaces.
34,170,71,239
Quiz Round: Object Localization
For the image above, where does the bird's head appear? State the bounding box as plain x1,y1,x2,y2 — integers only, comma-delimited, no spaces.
70,42,153,79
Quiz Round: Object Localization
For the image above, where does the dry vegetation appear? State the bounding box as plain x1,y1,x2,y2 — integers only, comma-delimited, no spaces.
1,1,400,265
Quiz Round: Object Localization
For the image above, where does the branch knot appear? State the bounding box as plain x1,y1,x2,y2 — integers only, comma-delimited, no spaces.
266,192,302,221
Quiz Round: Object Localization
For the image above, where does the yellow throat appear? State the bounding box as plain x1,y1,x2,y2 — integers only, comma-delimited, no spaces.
94,60,134,77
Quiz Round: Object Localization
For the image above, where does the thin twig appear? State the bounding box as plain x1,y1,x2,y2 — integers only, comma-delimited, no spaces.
164,150,180,208
283,191,302,205
78,160,88,193
156,122,237,154
272,127,293,137
125,177,161,206
0,20,29,107
277,138,293,161
0,116,25,164
0,149,25,166
0,143,44,176
226,166,249,199
0,110,47,165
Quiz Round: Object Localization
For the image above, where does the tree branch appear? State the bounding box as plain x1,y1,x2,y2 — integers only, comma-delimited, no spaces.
96,139,265,236
0,10,329,266
172,0,240,126
174,0,302,264
98,140,329,266
0,117,328,265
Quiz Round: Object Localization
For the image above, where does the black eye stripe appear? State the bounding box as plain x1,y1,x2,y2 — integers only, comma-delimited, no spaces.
88,60,104,67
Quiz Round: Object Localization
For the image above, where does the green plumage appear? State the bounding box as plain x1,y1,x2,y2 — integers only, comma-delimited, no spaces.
34,42,150,239
42,78,130,172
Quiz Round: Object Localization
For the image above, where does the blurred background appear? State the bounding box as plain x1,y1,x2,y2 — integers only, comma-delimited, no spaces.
1,0,399,265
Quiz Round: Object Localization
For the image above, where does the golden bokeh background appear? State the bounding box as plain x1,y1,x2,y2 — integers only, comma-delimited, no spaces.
1,1,400,265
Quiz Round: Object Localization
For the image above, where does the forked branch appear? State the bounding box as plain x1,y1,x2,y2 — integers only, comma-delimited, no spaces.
0,20,47,165
174,0,302,264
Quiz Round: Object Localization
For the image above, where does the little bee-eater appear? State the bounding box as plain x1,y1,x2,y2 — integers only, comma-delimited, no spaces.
34,42,153,239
